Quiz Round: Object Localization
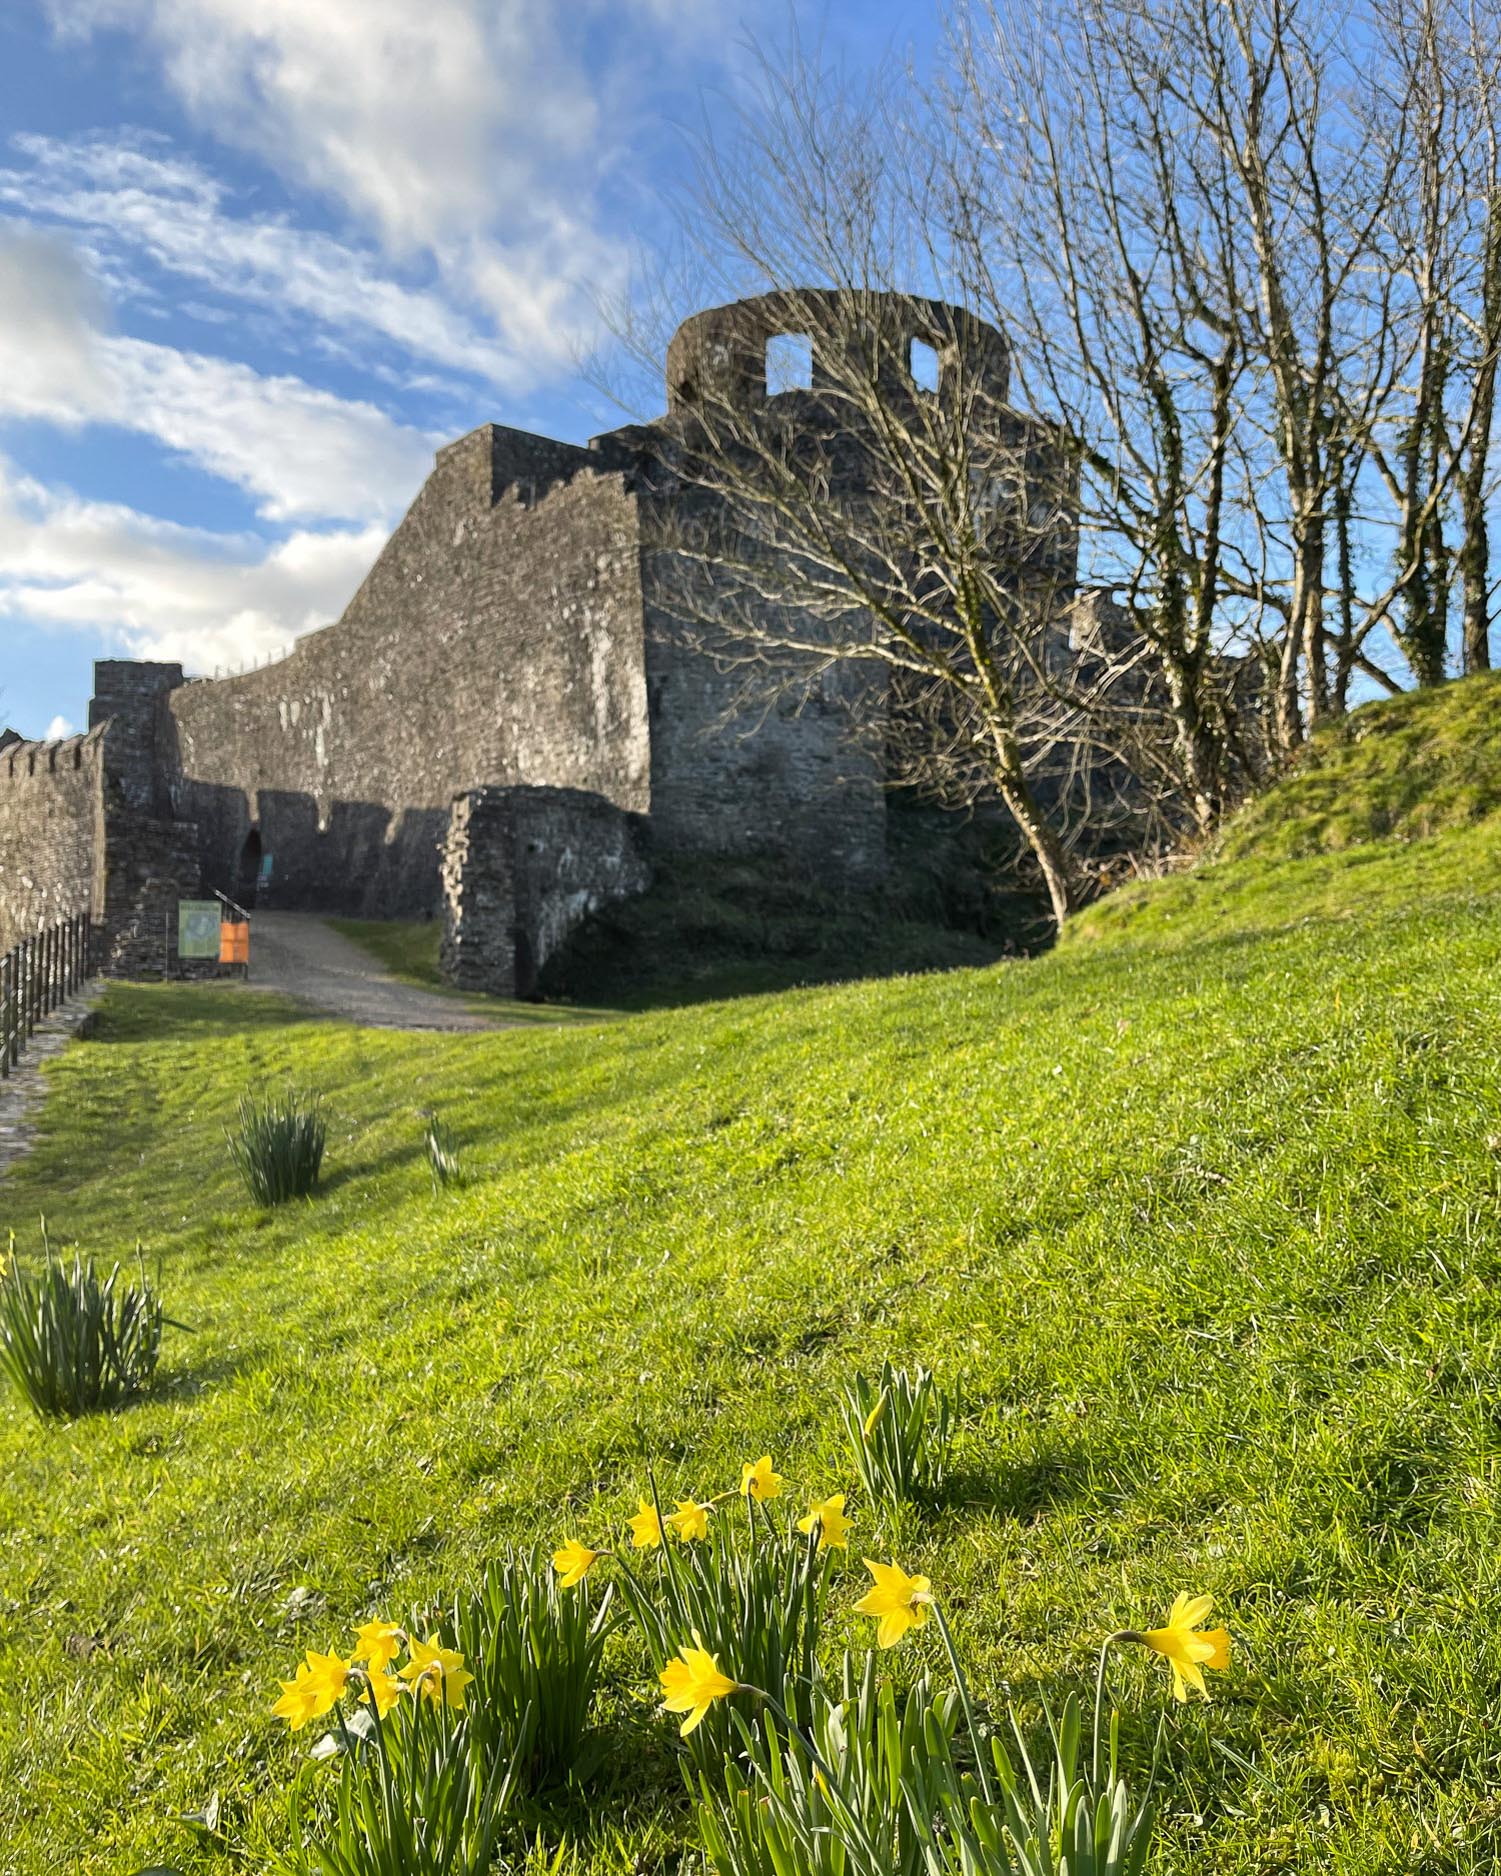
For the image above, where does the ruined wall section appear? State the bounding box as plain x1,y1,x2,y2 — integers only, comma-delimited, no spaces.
0,731,107,953
441,785,649,996
162,424,652,917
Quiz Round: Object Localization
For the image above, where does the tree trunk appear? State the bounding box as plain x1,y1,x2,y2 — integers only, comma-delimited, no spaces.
989,722,1078,931
1460,193,1500,675
1459,490,1493,673
1163,655,1221,832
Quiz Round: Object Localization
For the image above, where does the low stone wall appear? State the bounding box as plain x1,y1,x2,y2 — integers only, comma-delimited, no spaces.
441,785,649,996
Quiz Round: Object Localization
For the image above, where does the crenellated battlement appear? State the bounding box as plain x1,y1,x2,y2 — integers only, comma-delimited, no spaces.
0,726,108,788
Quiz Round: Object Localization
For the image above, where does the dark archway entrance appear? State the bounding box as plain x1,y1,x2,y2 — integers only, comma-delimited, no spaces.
236,828,263,909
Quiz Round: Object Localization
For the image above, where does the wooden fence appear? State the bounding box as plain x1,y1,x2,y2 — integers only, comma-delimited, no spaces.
0,912,94,1079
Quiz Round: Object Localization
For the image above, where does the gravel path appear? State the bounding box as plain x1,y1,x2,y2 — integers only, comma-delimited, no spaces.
247,913,505,1032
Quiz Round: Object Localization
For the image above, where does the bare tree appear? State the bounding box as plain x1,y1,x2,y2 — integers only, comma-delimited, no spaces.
606,0,1501,934
951,0,1277,825
606,56,1203,929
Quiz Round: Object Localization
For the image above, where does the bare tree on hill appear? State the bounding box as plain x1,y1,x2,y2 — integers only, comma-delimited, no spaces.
608,0,1501,923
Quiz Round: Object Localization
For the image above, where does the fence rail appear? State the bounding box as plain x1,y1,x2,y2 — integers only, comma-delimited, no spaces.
0,912,93,1080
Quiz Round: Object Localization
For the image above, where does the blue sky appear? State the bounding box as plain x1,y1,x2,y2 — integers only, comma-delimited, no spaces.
0,0,943,738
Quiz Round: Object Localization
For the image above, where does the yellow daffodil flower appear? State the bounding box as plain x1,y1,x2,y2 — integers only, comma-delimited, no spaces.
659,1638,738,1736
299,1649,352,1718
400,1636,475,1710
740,1455,783,1501
797,1493,852,1550
853,1559,932,1648
271,1661,323,1731
1139,1593,1231,1702
352,1619,403,1675
668,1499,711,1543
362,1670,403,1720
553,1538,602,1587
862,1391,888,1438
627,1499,664,1549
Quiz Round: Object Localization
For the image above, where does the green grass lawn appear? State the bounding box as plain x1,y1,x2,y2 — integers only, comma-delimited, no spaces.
6,682,1501,1873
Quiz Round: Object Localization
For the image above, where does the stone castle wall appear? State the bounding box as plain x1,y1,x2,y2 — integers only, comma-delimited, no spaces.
637,485,888,882
162,425,652,917
0,730,107,953
0,722,198,976
4,292,1069,983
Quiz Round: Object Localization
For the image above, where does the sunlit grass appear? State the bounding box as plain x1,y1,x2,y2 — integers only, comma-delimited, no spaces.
5,680,1501,1873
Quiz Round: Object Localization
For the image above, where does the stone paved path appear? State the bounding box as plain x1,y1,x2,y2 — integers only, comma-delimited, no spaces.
247,913,507,1032
0,990,104,1179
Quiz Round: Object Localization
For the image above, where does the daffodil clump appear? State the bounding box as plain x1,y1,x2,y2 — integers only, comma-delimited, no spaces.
273,1619,512,1876
451,1545,614,1796
550,1455,853,1755
683,1548,1234,1876
557,1454,1230,1876
266,1439,1235,1876
273,1622,473,1736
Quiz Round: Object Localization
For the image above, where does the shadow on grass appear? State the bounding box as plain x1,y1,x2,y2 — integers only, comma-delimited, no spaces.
90,983,318,1045
937,1445,1094,1521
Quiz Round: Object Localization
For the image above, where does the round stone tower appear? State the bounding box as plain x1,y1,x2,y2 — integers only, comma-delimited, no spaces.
664,289,1011,417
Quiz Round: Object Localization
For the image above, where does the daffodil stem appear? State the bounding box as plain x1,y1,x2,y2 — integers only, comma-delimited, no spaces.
930,1600,995,1807
1093,1630,1141,1786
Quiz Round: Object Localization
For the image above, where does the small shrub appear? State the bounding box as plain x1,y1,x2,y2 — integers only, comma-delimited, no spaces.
840,1360,954,1505
229,1089,327,1205
0,1225,171,1418
452,1546,613,1794
423,1111,464,1192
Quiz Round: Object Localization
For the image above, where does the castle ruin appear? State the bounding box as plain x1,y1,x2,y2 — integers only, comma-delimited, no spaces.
0,291,1074,992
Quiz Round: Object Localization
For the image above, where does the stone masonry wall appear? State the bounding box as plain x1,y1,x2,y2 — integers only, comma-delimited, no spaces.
160,425,652,918
0,730,107,953
441,786,649,996
635,484,889,883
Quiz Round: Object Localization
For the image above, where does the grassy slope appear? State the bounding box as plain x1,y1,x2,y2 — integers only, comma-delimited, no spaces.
5,682,1501,1873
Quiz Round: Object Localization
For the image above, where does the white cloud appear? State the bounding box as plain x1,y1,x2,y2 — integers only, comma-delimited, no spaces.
0,228,435,522
0,135,532,390
43,0,638,365
44,714,76,740
0,460,384,669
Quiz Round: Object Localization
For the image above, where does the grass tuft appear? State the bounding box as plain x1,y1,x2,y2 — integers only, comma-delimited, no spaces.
0,1224,170,1418
228,1088,327,1205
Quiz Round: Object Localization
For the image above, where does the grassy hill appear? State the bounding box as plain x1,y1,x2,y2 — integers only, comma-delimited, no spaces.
5,678,1501,1874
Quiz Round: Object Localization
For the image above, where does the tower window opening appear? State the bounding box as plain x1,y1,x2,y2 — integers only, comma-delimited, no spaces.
910,337,941,394
766,332,814,394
